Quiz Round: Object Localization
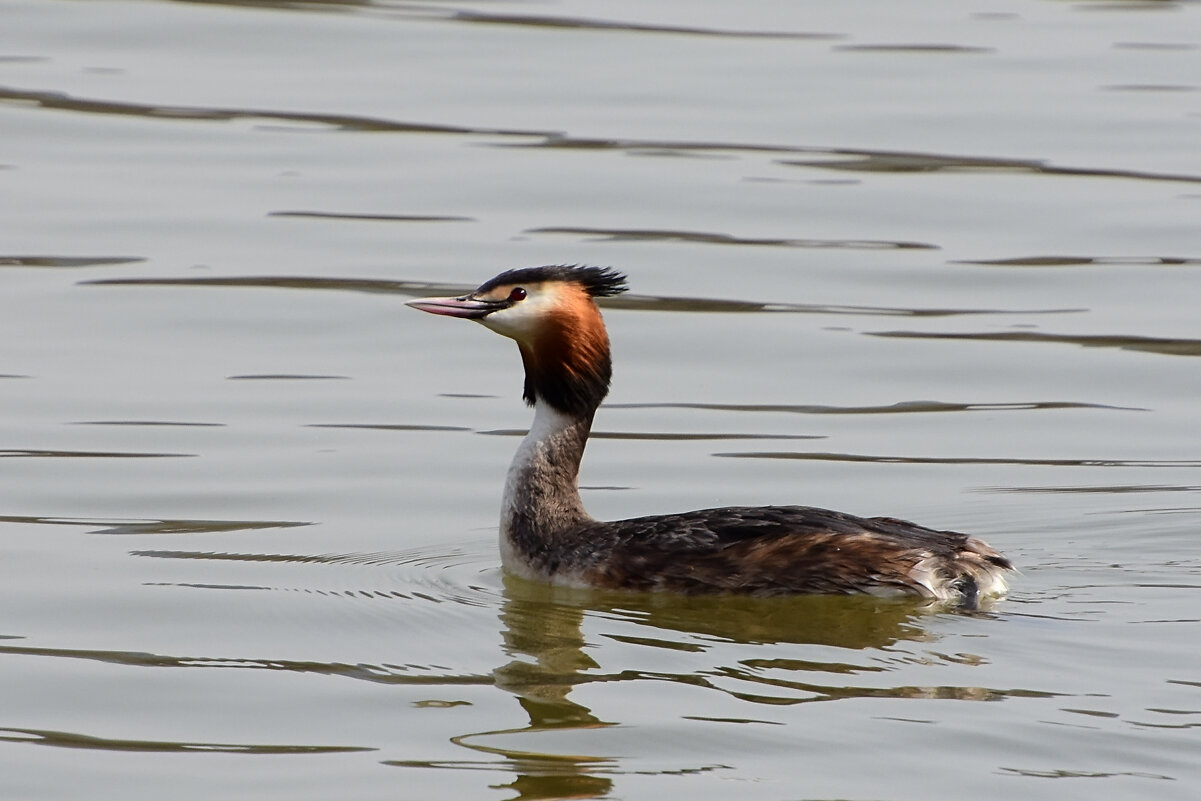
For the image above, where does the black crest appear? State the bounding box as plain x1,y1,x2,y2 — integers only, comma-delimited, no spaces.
476,265,628,298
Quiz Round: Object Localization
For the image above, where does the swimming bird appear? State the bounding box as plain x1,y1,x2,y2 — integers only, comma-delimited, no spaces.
407,265,1011,606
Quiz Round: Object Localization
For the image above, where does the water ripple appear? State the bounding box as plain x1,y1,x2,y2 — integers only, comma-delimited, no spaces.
609,400,1139,415
0,641,495,687
0,515,310,535
0,84,551,136
83,275,1082,318
426,8,840,40
307,423,472,433
0,449,193,459
7,84,1199,186
0,255,144,268
0,725,371,755
955,255,1201,267
871,330,1201,357
716,452,1201,468
777,149,1201,184
998,767,1174,782
975,484,1201,495
71,420,226,427
526,225,935,250
269,210,474,223
478,429,823,442
227,373,349,380
132,540,502,608
835,44,994,54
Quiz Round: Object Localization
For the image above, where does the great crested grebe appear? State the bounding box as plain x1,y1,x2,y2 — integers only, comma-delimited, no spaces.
408,265,1012,606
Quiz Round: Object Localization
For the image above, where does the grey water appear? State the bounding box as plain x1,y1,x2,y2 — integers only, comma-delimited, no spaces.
3,0,1201,798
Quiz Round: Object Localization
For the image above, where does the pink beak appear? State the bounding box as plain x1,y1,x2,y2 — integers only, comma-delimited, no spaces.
406,295,500,320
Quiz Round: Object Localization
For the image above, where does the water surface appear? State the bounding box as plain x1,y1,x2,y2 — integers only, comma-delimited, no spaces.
3,1,1201,799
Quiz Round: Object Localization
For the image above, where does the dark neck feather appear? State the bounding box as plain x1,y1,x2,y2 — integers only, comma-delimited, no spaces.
518,314,612,418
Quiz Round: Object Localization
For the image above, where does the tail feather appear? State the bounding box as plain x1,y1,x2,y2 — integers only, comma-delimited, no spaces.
909,537,1012,607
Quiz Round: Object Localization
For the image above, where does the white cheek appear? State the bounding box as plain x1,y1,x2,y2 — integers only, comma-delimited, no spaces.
478,293,556,341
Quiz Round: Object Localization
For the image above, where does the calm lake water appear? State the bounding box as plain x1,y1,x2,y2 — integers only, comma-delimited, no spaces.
3,0,1201,798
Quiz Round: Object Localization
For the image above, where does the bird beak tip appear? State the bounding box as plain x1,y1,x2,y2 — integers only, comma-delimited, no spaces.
407,295,494,319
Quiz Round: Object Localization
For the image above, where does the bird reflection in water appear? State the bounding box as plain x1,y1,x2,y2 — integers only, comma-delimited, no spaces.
460,576,961,799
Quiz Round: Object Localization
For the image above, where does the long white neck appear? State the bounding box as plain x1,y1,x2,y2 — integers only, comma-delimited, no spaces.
498,400,595,579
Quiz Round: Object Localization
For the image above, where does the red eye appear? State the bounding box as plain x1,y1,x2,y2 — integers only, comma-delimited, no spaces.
508,287,527,302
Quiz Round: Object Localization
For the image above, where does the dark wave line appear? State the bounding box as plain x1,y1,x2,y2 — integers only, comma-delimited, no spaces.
83,274,428,295
7,84,1199,186
715,451,1201,467
185,0,841,40
130,548,431,566
0,84,551,136
443,9,840,40
307,423,472,432
0,515,310,535
227,373,349,380
526,225,935,251
607,400,1140,415
0,255,145,268
0,725,372,755
0,449,192,459
836,44,994,53
71,420,226,427
955,256,1201,268
975,485,1201,494
82,275,1082,318
269,210,474,223
998,767,1174,782
0,642,493,686
478,429,824,441
524,137,1201,185
777,150,1201,184
132,550,353,564
871,330,1201,357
